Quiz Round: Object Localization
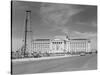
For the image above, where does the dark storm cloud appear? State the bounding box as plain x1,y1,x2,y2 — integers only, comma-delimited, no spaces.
73,6,97,22
12,1,97,38
40,3,97,34
66,6,97,33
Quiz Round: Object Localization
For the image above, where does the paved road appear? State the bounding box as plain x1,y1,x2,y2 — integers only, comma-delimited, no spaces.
12,54,97,74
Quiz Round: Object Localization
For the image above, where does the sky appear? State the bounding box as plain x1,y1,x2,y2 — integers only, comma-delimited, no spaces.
12,1,97,51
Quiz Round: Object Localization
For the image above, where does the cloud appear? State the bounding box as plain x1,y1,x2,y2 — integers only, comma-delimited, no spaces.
70,31,97,38
40,3,97,35
40,3,83,32
65,6,97,33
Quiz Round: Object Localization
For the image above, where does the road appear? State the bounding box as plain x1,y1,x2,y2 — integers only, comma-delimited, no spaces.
12,54,97,74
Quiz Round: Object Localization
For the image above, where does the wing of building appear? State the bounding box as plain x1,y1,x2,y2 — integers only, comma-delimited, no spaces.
32,39,50,53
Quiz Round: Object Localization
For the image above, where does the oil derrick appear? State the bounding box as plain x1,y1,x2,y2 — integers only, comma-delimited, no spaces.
23,10,32,57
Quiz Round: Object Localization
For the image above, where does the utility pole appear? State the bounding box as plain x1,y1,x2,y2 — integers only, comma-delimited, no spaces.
24,10,31,57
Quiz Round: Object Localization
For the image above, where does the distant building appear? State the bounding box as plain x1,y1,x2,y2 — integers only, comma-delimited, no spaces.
32,39,50,53
32,36,91,54
68,39,91,53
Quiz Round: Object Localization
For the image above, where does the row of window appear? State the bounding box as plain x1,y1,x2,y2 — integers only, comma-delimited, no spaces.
70,42,88,44
52,42,63,44
33,43,50,44
33,44,49,46
33,42,88,44
33,46,49,48
70,44,88,47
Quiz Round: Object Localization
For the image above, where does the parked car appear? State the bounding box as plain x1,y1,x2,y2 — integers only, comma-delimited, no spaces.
33,52,41,58
80,52,85,56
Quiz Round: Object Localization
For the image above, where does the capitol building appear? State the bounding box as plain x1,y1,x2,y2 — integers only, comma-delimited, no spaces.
32,36,91,54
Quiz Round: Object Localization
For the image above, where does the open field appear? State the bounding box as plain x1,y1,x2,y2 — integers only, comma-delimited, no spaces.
12,54,97,74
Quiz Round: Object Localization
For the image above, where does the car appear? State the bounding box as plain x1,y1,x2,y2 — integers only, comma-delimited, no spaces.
80,52,85,56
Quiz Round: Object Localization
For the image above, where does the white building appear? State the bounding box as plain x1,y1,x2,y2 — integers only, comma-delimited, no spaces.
32,39,50,53
32,36,91,54
69,39,91,53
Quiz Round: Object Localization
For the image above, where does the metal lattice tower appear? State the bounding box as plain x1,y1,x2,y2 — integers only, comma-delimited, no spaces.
24,10,32,56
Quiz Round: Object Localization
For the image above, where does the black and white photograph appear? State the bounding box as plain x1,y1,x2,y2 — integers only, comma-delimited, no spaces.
11,0,97,74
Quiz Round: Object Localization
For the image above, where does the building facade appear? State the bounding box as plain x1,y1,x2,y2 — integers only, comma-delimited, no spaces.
32,36,91,54
50,39,64,53
69,39,91,53
32,39,50,53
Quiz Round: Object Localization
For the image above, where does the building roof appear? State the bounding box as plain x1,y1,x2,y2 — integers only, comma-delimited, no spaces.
71,39,89,40
33,39,50,41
